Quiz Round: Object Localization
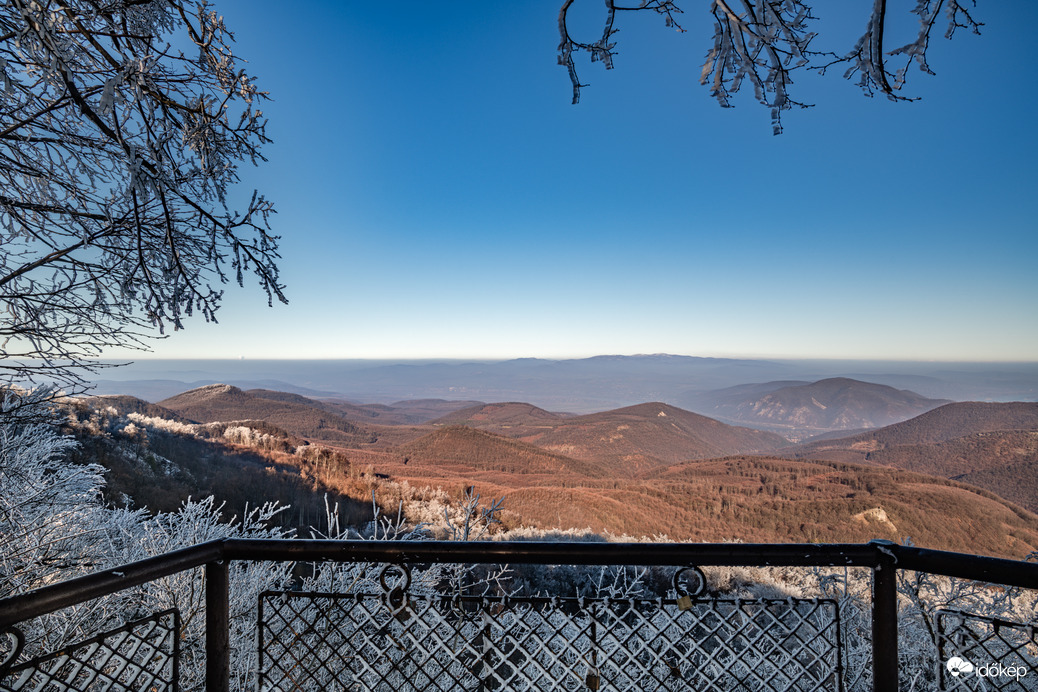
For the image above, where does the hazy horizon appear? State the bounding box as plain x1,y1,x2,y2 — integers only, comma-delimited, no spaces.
87,354,1038,414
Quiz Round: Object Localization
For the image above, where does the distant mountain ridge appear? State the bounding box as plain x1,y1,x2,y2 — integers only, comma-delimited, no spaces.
686,377,950,439
90,356,1038,410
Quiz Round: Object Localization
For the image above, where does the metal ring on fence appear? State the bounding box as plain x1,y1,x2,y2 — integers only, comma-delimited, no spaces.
673,566,707,598
380,564,412,613
0,626,25,676
379,564,411,594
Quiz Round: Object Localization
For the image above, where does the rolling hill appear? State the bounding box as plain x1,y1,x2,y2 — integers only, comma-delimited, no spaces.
398,425,607,480
83,394,195,424
432,401,789,473
158,384,371,444
794,401,1038,453
252,392,484,426
93,385,1038,558
789,402,1038,511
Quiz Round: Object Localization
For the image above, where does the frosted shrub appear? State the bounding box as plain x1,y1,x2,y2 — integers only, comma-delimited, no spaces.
1,389,293,691
0,388,109,599
112,497,293,690
305,489,510,597
126,411,198,437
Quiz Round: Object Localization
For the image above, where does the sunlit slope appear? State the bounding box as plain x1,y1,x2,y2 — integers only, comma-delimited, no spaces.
434,401,788,473
789,402,1038,511
499,457,1038,557
159,384,366,443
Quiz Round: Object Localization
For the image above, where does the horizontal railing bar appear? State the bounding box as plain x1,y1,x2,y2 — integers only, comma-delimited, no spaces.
0,540,224,628
894,545,1038,589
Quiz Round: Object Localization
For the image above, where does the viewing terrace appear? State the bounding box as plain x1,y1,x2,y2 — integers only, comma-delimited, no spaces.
1,540,1035,691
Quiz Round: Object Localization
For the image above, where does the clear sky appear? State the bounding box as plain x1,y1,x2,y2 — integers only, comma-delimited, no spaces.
118,1,1038,362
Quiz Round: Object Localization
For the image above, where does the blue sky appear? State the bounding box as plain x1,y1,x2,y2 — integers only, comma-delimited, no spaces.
124,1,1037,362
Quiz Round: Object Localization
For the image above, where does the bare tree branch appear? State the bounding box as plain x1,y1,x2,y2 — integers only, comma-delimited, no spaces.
558,1,981,133
0,0,285,391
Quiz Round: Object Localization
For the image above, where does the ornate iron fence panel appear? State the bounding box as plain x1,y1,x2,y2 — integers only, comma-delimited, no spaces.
0,609,179,692
258,583,841,691
937,610,1037,691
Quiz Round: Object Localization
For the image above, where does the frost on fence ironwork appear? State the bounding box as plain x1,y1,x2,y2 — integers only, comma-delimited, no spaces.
0,609,179,692
257,571,842,691
937,610,1037,691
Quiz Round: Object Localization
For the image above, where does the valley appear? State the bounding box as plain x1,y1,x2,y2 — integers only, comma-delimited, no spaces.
79,374,1038,559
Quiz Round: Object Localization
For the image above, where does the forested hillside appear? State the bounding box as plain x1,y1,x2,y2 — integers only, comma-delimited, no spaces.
64,396,368,530
787,402,1038,512
159,385,373,444
433,401,789,471
63,387,1038,559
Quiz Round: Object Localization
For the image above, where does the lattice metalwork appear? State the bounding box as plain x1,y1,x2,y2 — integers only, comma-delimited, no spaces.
937,610,1037,691
0,609,179,692
258,572,841,691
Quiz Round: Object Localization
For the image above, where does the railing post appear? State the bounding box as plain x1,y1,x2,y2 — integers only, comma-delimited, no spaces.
871,541,899,692
206,560,230,692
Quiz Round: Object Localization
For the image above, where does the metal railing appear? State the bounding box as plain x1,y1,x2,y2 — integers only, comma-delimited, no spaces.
0,539,1035,690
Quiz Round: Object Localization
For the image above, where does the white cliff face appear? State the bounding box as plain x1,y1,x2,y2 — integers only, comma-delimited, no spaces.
852,507,898,535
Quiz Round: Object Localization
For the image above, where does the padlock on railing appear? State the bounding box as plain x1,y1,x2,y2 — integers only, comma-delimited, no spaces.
673,565,706,611
585,667,600,690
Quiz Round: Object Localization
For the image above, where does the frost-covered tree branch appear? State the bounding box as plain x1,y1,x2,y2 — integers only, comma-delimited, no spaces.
0,0,285,391
558,0,685,106
702,0,816,135
558,0,982,134
825,0,983,100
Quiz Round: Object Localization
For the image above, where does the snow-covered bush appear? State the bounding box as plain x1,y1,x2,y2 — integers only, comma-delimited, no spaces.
125,411,198,437
1,389,293,690
113,497,293,691
0,387,112,598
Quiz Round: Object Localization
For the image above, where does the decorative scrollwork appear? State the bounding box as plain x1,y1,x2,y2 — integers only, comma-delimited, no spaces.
379,564,411,594
0,626,26,676
380,564,412,613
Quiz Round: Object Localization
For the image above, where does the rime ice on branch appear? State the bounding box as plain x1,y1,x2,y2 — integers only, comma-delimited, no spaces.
558,0,982,134
0,0,285,391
